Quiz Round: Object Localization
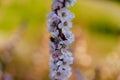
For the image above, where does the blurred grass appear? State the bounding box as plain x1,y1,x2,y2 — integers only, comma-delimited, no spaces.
0,0,120,79
0,0,51,29
0,0,120,65
0,0,120,68
67,1,120,61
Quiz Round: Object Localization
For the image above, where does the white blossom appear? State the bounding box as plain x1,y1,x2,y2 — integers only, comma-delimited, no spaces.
58,20,72,29
52,1,63,10
58,8,75,21
65,0,76,7
57,41,69,49
62,27,74,44
56,61,63,66
47,15,61,33
49,41,56,54
61,49,74,64
47,12,57,19
53,0,64,3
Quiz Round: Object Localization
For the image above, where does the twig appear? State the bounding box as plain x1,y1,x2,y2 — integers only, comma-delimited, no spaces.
93,66,101,80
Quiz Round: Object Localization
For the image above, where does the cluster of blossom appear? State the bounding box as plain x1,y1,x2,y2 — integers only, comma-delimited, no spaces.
47,0,76,80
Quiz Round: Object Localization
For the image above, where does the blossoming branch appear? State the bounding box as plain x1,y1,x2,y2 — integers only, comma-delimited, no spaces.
47,0,76,80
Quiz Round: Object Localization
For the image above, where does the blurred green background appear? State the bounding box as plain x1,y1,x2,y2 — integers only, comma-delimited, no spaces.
0,0,120,80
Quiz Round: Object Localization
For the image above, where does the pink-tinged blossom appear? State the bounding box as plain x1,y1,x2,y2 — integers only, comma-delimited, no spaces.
47,0,76,80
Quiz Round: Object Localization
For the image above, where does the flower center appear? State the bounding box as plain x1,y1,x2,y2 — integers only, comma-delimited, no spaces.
57,72,61,76
64,21,68,26
62,12,66,17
